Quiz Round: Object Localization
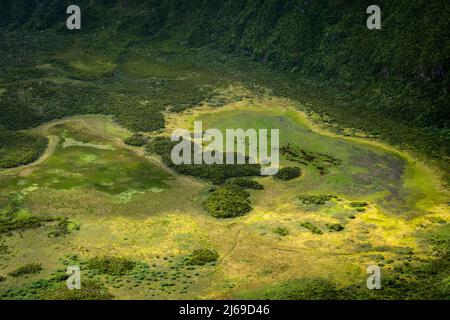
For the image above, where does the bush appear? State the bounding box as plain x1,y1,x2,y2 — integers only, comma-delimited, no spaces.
124,133,147,147
86,256,135,276
147,137,261,184
0,215,58,235
300,222,322,235
274,167,302,181
298,194,337,206
326,224,344,232
349,201,368,208
203,185,252,218
8,263,43,277
47,217,80,237
225,178,264,190
273,227,289,236
186,249,219,266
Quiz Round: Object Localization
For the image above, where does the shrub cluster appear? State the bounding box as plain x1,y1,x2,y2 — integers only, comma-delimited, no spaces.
147,137,261,184
298,194,337,206
273,226,289,236
203,185,252,218
86,256,135,276
124,133,147,147
225,177,264,190
186,249,219,266
274,167,302,181
300,222,323,235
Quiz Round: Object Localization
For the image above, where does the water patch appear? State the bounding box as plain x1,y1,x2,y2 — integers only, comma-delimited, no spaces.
62,137,114,150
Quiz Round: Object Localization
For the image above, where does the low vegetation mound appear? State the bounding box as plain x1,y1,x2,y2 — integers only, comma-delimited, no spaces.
42,279,113,300
147,137,261,184
274,167,302,181
299,194,337,206
8,263,43,277
203,185,252,218
300,222,323,235
86,256,135,276
124,133,147,147
225,177,264,190
273,227,289,236
186,249,219,266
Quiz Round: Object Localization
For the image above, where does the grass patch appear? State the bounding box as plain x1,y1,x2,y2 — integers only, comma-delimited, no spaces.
42,279,113,300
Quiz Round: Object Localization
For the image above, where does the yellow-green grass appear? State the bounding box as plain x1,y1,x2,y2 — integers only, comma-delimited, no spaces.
0,90,448,299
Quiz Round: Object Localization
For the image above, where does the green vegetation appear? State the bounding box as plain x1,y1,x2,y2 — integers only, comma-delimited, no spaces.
124,133,147,147
8,263,43,277
42,279,113,300
0,131,48,168
326,224,345,232
298,195,338,206
0,0,448,301
186,249,219,266
280,144,341,175
47,218,80,238
0,216,58,235
225,178,264,190
147,137,261,184
273,227,289,237
86,256,136,276
274,167,302,181
300,222,323,235
203,185,252,218
349,201,369,208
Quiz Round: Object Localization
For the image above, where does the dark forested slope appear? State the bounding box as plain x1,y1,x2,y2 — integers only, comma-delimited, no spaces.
0,0,449,164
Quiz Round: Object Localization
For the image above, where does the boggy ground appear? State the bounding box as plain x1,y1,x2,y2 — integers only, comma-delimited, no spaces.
0,86,448,299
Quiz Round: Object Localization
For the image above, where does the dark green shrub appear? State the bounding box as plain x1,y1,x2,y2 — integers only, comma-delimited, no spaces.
326,224,344,232
86,256,135,276
203,185,252,218
0,216,58,235
147,137,261,184
349,201,368,208
298,194,337,206
300,222,322,235
124,133,147,147
8,263,43,277
225,178,264,190
0,275,5,282
273,227,289,236
186,249,219,266
274,167,302,181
